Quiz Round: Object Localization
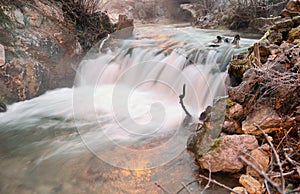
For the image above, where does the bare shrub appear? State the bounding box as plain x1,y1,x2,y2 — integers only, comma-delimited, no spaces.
58,0,114,50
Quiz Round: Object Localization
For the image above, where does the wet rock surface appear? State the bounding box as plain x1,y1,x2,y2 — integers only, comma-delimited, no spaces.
0,0,115,103
0,101,6,112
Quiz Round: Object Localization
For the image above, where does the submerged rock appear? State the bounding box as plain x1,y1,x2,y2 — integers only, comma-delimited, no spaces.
196,134,258,173
0,101,7,112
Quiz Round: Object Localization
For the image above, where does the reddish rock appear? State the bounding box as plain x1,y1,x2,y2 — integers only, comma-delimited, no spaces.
0,0,114,103
246,144,271,179
197,135,258,173
242,108,282,135
239,174,263,194
231,187,246,194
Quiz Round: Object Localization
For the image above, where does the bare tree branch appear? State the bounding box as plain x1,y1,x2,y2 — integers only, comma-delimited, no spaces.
254,123,285,194
179,84,192,117
181,182,192,194
155,182,171,194
238,155,281,193
199,174,240,194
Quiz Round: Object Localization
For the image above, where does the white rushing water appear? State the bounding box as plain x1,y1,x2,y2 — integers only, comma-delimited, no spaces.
0,25,256,193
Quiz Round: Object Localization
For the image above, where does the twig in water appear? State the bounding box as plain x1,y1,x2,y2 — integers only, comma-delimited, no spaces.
201,161,212,194
181,182,192,194
254,123,285,194
176,180,199,194
179,84,192,117
155,182,171,194
198,174,240,194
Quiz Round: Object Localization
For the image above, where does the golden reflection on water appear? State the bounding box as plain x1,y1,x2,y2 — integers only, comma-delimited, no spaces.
132,27,182,53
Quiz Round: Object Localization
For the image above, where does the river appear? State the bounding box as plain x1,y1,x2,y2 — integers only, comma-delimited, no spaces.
0,24,257,193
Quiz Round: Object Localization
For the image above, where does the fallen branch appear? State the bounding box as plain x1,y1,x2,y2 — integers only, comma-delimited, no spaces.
269,170,295,178
276,127,293,150
155,182,171,194
176,180,199,194
284,152,300,177
181,182,192,194
198,174,240,194
254,123,285,194
179,84,192,117
201,162,212,194
238,155,281,193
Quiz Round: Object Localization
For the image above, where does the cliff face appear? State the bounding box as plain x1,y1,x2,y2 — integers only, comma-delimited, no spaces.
0,0,114,104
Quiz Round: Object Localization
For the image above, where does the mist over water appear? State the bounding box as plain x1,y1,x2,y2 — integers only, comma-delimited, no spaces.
0,25,256,193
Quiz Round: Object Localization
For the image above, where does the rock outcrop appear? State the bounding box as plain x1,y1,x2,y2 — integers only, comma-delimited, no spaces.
188,0,300,191
0,0,115,104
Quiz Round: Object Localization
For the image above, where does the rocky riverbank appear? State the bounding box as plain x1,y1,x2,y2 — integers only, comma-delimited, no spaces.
181,0,289,33
0,0,131,106
188,1,300,193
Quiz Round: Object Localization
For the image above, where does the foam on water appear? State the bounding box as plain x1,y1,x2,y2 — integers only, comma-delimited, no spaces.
0,25,256,168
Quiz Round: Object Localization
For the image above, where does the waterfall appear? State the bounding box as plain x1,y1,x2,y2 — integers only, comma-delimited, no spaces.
0,26,256,171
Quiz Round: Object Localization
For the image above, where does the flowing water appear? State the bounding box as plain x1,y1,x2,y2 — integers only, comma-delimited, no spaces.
0,25,256,193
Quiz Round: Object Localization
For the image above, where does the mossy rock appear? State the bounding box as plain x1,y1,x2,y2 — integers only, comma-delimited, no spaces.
287,25,300,43
293,38,300,44
187,97,227,157
228,51,252,81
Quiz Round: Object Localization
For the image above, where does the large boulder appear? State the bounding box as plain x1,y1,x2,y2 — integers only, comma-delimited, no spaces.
196,135,258,173
0,0,115,103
